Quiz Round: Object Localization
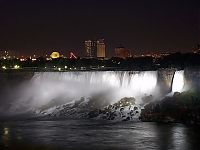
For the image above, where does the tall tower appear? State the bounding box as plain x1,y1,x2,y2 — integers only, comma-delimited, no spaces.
97,39,106,59
84,40,97,58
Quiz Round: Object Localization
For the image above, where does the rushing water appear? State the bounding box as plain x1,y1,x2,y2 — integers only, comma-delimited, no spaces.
172,71,185,93
0,70,186,117
0,120,200,150
0,71,159,115
7,71,159,115
31,71,159,101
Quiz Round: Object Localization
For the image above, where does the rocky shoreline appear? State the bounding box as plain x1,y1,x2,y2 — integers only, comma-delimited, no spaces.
4,89,200,126
140,91,200,125
34,97,141,122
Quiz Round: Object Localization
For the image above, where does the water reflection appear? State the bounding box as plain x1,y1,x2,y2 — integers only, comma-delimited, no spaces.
2,127,10,147
154,124,189,150
0,121,200,150
172,126,187,150
4,128,9,135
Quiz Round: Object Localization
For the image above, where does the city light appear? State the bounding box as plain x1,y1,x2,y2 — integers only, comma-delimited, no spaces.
69,52,77,59
50,52,60,59
20,58,25,61
2,66,6,69
14,65,20,69
32,58,37,61
46,58,51,61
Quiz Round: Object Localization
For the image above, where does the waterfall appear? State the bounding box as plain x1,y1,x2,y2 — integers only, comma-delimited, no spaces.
172,71,185,93
6,71,159,114
0,69,196,117
28,71,158,105
32,71,158,95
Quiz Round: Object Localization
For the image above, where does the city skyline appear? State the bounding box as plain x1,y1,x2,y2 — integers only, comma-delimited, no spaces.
0,0,199,57
0,38,192,59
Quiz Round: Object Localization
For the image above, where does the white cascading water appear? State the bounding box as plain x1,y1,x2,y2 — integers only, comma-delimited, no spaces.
7,70,187,115
32,71,158,99
10,71,158,113
172,70,185,93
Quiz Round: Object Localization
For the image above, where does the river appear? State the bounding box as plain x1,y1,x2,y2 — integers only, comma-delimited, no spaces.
0,120,199,150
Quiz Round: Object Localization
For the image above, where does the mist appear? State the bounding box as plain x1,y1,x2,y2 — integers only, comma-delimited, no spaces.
0,70,186,117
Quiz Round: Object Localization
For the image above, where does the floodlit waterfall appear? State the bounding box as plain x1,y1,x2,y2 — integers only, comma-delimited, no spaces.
2,70,188,115
31,71,158,102
172,71,185,93
8,71,158,113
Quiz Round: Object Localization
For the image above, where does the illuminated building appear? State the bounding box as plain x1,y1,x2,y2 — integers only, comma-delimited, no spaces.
0,50,16,59
50,52,60,59
115,47,130,58
193,44,200,54
84,40,97,58
69,52,77,59
97,39,106,59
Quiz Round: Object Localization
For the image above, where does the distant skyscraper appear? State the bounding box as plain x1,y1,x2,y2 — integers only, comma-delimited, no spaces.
84,40,97,58
97,39,106,58
115,47,130,58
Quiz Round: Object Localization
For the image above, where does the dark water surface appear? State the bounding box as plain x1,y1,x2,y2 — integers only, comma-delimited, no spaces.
0,120,200,150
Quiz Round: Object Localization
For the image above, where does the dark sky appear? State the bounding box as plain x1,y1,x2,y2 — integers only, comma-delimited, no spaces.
0,0,199,57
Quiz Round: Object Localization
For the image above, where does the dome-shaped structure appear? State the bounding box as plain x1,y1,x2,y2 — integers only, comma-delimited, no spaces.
50,52,60,59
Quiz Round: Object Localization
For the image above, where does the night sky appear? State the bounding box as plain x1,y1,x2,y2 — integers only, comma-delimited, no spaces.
0,0,199,57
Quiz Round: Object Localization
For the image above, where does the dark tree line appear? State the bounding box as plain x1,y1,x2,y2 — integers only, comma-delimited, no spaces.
1,52,200,71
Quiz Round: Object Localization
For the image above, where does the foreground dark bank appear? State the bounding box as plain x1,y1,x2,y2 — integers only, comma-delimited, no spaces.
0,120,200,150
141,91,200,125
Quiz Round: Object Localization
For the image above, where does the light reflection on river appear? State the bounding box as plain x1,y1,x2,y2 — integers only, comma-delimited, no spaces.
0,120,200,150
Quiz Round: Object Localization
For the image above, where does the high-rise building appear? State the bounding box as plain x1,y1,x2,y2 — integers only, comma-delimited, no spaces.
115,47,130,58
84,40,97,58
97,39,106,58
